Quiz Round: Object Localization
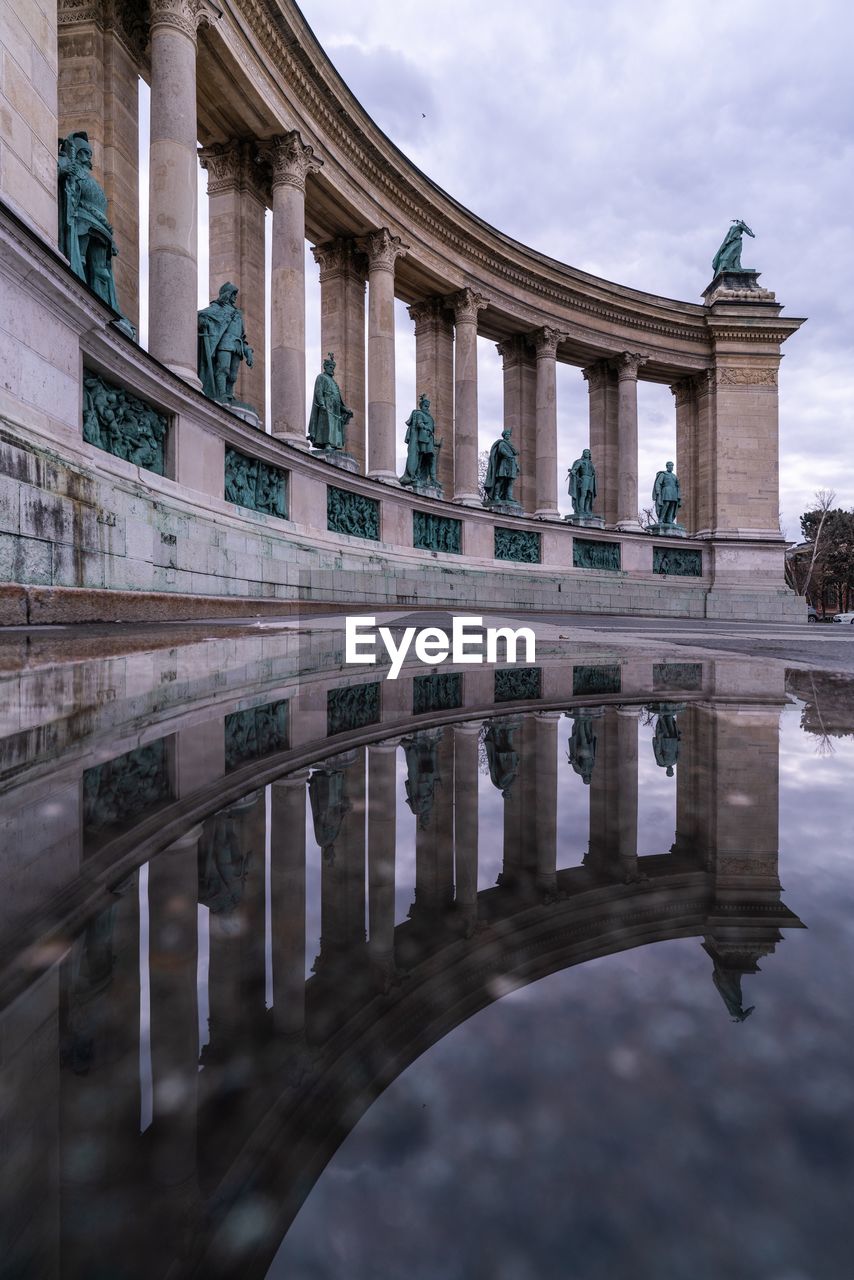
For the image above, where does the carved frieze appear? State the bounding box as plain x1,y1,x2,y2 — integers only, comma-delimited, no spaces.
653,662,702,691
327,682,381,736
82,371,168,475
572,665,621,697
225,699,289,771
413,673,463,716
717,367,778,386
413,511,461,554
653,547,702,576
495,667,542,703
83,738,172,836
269,130,323,191
573,538,621,571
225,447,288,518
327,486,380,540
495,526,541,563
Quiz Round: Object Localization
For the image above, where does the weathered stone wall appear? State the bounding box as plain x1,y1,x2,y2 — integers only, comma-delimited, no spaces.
0,0,58,244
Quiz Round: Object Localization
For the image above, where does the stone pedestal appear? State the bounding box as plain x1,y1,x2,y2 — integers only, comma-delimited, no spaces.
402,478,444,500
702,269,776,305
565,513,604,528
451,288,488,505
310,447,358,472
484,498,524,517
649,522,687,538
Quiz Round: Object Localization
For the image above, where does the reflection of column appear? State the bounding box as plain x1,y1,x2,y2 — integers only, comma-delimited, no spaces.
366,228,407,481
410,298,455,495
148,825,202,1227
199,140,267,409
670,377,699,534
148,0,219,382
203,794,261,1053
413,731,455,913
319,752,367,962
533,327,562,518
587,707,639,881
451,287,488,504
271,772,308,1036
498,336,537,513
368,743,397,979
270,131,322,444
501,717,537,887
615,352,645,529
583,360,620,525
313,238,368,470
453,723,480,929
534,712,560,894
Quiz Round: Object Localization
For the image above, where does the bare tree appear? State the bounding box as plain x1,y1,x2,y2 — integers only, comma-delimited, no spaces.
638,505,656,531
477,449,490,502
790,487,836,597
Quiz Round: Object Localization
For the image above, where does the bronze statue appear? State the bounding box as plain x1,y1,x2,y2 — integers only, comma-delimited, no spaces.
568,448,597,517
712,219,755,274
568,714,597,785
57,131,135,337
308,353,353,451
653,461,682,526
400,394,442,493
197,282,254,404
484,428,520,507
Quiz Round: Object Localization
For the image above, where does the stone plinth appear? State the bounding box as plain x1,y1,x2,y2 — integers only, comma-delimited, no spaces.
484,499,523,517
401,479,444,500
564,514,604,528
310,448,359,473
649,522,687,538
703,270,776,305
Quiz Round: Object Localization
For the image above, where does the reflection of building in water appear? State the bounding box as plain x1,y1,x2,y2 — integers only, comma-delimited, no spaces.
566,708,603,785
649,703,683,776
1,697,806,1279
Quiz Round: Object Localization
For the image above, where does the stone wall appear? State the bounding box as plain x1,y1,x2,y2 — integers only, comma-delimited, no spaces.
0,0,58,245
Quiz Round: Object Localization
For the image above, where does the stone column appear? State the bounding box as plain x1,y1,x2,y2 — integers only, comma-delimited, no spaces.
615,352,645,530
498,336,538,514
58,4,143,327
587,707,639,882
451,287,488,505
199,139,267,410
365,228,407,481
694,370,716,534
534,711,560,894
270,772,308,1036
670,377,699,535
533,327,563,518
368,743,397,980
269,131,322,445
582,360,620,525
313,238,368,470
453,722,480,930
147,0,219,383
410,298,455,496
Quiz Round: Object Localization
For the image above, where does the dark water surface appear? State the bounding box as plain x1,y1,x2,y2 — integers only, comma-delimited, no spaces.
1,625,852,1279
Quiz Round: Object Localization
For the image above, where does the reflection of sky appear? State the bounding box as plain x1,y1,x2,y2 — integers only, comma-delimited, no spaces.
270,700,854,1280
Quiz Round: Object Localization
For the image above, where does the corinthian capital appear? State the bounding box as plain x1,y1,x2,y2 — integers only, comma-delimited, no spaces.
581,360,610,392
669,377,697,406
363,227,408,273
149,0,221,41
616,351,646,380
449,287,488,324
269,131,323,192
311,237,367,282
408,297,452,331
531,326,564,359
198,139,265,199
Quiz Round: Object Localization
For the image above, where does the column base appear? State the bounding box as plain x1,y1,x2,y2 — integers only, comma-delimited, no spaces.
453,492,483,507
368,470,401,486
164,362,203,390
534,507,562,521
485,498,524,517
565,514,605,528
272,426,311,450
648,522,687,538
614,518,644,532
313,448,359,473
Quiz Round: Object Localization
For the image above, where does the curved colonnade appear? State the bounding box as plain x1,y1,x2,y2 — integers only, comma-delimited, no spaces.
0,0,804,622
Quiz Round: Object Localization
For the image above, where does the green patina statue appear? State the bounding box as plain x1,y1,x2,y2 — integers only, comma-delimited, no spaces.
400,394,442,493
567,713,598,785
568,448,597,516
197,282,254,405
653,461,682,526
308,352,353,451
712,219,755,274
57,131,135,337
652,708,681,777
484,428,520,507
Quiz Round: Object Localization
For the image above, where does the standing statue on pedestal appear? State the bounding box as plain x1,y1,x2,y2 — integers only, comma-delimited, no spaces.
566,448,602,525
400,394,442,496
652,461,683,531
712,219,755,274
483,428,521,512
308,353,353,453
197,282,254,406
57,131,135,339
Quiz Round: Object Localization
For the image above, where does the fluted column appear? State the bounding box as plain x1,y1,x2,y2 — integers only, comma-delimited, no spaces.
615,352,645,529
409,298,455,495
148,0,219,382
451,287,488,504
270,131,322,445
453,722,480,930
365,228,407,481
670,376,699,534
498,336,537,514
199,139,267,409
313,238,368,470
368,743,398,980
583,360,620,525
533,327,562,518
271,772,308,1036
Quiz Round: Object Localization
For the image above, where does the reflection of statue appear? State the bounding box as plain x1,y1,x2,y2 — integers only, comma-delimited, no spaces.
197,282,254,404
402,730,443,827
567,714,597,785
308,353,353,451
653,461,681,526
400,394,442,492
712,219,755,274
652,710,681,776
198,811,251,914
309,764,352,859
711,963,755,1023
484,429,520,505
57,131,135,337
568,448,597,516
484,721,519,796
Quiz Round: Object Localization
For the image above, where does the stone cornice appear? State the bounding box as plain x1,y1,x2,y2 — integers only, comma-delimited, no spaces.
218,2,725,355
267,130,323,191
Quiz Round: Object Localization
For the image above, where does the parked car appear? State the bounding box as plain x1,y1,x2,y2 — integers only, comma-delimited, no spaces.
807,606,819,622
831,612,854,624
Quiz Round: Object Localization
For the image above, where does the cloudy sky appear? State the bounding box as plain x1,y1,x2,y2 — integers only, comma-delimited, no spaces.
292,0,854,536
